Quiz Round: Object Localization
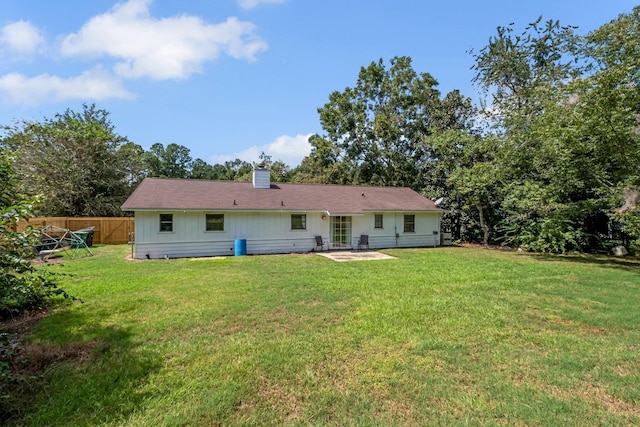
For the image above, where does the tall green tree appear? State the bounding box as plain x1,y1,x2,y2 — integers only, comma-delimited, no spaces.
1,104,132,217
581,7,640,241
290,135,355,184
471,9,640,252
429,131,502,245
119,141,148,188
144,143,193,179
190,159,225,180
210,159,253,181
314,56,475,190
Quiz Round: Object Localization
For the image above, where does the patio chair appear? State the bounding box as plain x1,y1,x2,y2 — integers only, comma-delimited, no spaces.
314,235,328,252
358,234,369,250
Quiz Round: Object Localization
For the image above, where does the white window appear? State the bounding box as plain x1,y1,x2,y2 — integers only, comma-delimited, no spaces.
206,214,224,231
291,214,306,230
159,214,173,232
404,214,415,233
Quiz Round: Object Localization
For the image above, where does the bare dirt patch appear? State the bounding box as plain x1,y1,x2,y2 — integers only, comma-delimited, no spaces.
457,242,515,251
1,310,101,423
1,310,49,336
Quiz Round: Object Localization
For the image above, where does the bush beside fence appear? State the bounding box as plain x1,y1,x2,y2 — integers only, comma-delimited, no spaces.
17,217,134,245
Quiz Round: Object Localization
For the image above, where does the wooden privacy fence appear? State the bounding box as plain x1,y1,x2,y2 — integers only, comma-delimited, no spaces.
17,217,134,245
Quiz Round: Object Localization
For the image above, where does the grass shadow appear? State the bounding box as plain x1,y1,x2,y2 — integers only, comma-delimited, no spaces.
3,308,162,426
527,252,640,274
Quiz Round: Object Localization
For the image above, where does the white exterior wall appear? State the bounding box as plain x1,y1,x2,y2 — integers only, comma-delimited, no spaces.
133,211,327,259
350,212,441,249
132,210,442,259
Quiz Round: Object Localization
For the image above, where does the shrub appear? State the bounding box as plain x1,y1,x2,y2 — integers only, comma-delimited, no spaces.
1,151,73,319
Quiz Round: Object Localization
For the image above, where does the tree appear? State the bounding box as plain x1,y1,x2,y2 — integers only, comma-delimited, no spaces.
0,149,71,319
302,56,484,241
119,141,148,188
249,152,290,183
581,7,640,245
190,159,219,180
471,16,580,120
428,131,502,245
470,10,640,252
1,104,132,217
144,143,193,179
314,56,475,190
221,159,253,181
289,135,353,184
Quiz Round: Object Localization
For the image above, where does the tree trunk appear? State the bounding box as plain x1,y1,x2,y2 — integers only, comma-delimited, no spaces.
477,202,489,246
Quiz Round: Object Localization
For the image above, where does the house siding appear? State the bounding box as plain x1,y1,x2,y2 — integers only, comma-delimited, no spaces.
350,212,440,249
132,210,441,259
133,211,328,259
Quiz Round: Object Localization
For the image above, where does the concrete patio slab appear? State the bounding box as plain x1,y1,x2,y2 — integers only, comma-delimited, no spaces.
317,250,396,262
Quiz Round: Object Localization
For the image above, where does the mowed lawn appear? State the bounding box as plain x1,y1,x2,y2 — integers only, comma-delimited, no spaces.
19,245,640,426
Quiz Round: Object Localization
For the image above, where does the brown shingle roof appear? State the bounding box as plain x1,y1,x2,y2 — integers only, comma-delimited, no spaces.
121,177,442,214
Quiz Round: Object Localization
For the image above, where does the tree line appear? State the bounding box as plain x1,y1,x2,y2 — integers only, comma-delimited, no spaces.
0,104,291,217
1,7,639,253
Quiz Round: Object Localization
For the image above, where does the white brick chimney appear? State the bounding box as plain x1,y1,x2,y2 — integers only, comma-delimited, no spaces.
252,167,271,189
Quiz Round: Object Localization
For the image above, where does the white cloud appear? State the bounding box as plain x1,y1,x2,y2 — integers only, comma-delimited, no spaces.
210,133,313,167
0,68,134,106
0,20,45,53
266,133,313,164
61,0,268,80
238,0,287,10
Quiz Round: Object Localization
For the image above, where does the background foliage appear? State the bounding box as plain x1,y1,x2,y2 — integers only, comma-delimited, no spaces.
0,149,71,319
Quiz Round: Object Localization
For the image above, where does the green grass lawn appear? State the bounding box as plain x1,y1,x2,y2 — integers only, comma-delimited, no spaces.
14,245,640,426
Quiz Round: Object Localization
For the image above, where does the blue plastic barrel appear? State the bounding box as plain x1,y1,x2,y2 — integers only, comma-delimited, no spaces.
234,239,247,256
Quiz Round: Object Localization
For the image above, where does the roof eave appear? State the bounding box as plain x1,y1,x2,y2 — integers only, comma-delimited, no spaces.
120,207,330,213
123,207,445,214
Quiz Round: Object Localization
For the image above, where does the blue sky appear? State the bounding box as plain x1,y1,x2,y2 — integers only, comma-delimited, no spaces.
0,0,636,167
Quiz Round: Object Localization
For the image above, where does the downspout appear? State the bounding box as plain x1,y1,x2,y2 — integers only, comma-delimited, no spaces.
324,210,331,250
394,212,398,246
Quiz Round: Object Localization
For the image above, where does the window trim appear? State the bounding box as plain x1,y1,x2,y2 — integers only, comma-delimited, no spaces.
205,213,224,232
291,214,307,230
374,213,383,229
159,213,173,232
403,214,415,233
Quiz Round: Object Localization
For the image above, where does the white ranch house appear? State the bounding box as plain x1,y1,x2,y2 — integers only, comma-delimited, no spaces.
121,168,445,259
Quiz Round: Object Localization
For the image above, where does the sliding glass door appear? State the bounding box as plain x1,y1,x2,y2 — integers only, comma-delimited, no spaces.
330,216,352,248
